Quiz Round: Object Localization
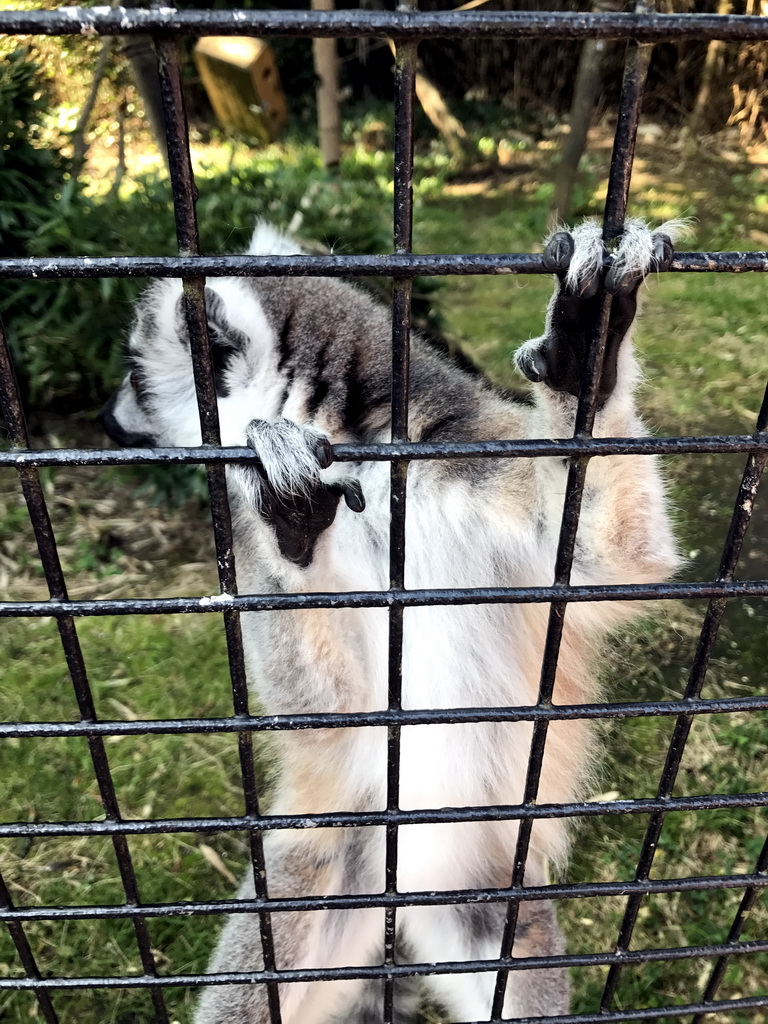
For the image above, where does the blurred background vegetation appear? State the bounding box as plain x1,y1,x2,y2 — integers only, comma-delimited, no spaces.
0,1,767,1022
1,0,767,417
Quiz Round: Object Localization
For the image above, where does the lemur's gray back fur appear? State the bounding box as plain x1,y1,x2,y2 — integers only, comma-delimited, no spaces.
101,218,681,1023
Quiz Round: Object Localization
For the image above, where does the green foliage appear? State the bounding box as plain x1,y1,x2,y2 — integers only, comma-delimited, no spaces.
0,48,64,259
2,122,768,1020
196,142,394,256
1,134,450,415
1,173,176,410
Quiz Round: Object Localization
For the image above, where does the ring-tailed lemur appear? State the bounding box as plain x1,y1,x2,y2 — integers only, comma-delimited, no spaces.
100,218,680,1023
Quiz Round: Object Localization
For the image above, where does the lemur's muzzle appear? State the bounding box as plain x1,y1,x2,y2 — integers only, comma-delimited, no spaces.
97,392,156,448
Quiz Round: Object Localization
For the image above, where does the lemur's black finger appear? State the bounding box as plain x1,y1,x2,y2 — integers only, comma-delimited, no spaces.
338,478,365,513
576,262,603,299
651,232,674,272
542,232,574,275
605,260,642,297
313,435,334,469
518,346,549,383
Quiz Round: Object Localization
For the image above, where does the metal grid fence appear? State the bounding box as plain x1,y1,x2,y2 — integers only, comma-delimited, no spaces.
0,5,767,1024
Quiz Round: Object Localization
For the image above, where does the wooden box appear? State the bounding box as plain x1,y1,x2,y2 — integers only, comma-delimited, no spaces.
193,36,288,143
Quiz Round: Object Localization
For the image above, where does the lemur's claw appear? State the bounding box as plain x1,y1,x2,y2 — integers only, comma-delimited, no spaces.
605,231,675,296
338,478,365,513
515,220,675,405
518,345,549,383
577,268,602,299
314,436,334,469
605,261,641,297
652,232,674,272
542,232,574,274
236,419,361,566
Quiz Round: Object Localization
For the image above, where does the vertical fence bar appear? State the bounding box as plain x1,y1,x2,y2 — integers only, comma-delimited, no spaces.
153,38,282,1024
0,321,170,1023
490,30,653,1022
600,381,768,1013
0,867,58,1023
0,6,766,1021
691,834,768,1023
383,21,417,1024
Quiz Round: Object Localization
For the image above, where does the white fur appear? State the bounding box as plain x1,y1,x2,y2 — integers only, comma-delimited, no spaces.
107,219,680,1024
612,217,692,278
564,218,604,293
248,219,306,257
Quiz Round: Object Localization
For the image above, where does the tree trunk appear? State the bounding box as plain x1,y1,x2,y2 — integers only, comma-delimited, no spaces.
71,37,113,178
387,39,468,159
684,0,732,145
413,66,468,159
311,0,341,167
119,0,168,168
726,0,767,147
552,0,622,226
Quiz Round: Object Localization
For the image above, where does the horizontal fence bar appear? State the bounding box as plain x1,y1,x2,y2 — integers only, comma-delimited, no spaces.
1,938,767,990
3,872,767,924
0,252,764,280
3,694,767,741
2,790,767,840
2,9,768,42
2,579,767,620
475,995,768,1024
1,7,765,1023
2,433,768,470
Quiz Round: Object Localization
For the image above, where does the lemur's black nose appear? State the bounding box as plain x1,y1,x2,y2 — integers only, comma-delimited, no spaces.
97,393,156,448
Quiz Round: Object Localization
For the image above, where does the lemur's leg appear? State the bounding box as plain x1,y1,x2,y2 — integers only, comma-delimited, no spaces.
400,893,568,1019
514,219,680,600
332,974,424,1023
194,831,387,1024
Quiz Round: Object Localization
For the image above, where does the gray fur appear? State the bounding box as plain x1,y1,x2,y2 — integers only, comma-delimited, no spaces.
100,219,681,1024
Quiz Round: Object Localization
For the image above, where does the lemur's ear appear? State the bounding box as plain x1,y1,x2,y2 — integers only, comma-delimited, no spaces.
203,287,249,352
174,289,249,397
173,290,249,350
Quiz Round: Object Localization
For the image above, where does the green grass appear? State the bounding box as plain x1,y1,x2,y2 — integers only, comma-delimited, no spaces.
2,133,767,1022
411,153,768,1020
0,614,275,1024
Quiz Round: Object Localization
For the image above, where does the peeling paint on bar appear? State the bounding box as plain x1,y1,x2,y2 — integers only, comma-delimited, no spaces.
154,35,283,1024
1,694,768,741
198,593,234,607
2,9,768,41
2,579,768,620
1,6,767,1020
0,251,765,280
1,791,767,841
1,870,767,922
2,433,768,471
0,941,767,995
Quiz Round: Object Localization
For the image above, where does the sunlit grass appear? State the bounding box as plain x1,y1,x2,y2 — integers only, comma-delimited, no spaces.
414,161,768,1020
2,131,767,1021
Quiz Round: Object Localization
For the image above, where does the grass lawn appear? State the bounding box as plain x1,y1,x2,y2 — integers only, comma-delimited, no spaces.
1,131,767,1023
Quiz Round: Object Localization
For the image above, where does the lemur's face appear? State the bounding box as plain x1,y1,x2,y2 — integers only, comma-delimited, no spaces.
100,280,272,449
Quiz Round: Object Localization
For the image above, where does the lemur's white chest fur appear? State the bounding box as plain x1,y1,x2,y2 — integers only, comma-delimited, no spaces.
102,218,681,1024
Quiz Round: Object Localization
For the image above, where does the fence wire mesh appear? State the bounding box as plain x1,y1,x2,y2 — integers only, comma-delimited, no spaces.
0,6,767,1024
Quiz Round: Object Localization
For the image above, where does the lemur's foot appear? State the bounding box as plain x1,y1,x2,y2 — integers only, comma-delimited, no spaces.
516,219,675,404
235,419,364,567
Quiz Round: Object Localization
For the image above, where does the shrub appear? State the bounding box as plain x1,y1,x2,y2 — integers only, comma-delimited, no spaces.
0,48,64,259
2,133,450,414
